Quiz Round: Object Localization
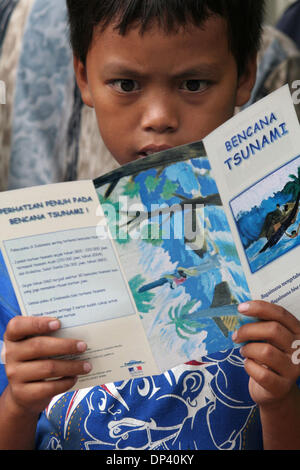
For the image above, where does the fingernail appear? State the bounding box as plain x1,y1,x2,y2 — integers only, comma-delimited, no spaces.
77,341,87,352
232,330,238,342
49,320,60,331
83,362,92,373
238,303,250,314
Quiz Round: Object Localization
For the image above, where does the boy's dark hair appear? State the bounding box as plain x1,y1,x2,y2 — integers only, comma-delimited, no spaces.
66,0,265,75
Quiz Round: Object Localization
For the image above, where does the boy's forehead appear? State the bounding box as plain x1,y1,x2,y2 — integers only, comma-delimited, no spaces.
89,15,231,66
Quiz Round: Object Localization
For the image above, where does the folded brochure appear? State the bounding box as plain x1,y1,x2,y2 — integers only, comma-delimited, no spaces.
0,85,299,388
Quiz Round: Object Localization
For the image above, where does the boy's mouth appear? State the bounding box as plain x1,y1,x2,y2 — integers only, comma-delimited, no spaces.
138,144,172,158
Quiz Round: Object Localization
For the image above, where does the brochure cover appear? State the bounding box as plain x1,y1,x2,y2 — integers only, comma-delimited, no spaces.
204,85,300,320
0,85,299,389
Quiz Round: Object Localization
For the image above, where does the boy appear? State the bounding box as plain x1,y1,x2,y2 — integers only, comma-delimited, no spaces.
0,0,300,450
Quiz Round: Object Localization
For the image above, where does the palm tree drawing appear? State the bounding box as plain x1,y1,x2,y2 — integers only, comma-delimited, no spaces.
259,166,300,253
283,165,300,202
167,301,203,340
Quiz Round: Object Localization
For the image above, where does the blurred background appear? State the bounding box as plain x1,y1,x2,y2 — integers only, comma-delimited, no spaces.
265,0,296,24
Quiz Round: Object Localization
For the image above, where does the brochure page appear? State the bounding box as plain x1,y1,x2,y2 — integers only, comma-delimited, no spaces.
2,88,296,388
204,86,300,319
0,180,158,387
93,144,254,373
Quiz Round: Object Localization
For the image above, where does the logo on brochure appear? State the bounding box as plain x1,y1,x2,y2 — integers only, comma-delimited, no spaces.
128,365,143,377
121,360,145,377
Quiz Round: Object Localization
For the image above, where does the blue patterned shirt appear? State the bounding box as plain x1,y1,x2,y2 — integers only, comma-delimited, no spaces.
0,252,263,450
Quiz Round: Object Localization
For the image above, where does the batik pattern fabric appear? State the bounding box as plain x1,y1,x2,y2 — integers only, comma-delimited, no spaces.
0,0,35,192
0,0,118,192
7,0,78,189
35,352,262,451
0,250,263,451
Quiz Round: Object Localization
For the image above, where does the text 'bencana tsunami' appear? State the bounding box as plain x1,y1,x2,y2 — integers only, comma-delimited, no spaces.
223,80,300,173
224,112,288,172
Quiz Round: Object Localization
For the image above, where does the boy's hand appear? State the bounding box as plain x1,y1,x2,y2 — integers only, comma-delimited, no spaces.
233,301,300,408
3,316,92,416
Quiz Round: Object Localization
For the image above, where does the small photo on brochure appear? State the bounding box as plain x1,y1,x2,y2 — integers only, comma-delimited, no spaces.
230,155,300,274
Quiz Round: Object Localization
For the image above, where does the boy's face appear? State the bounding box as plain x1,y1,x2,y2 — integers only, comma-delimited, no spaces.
75,16,256,166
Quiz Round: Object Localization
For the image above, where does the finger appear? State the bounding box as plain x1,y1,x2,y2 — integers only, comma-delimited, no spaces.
10,336,87,362
234,320,294,353
5,316,61,342
238,301,300,334
20,376,79,405
9,359,92,383
243,358,290,397
241,342,296,378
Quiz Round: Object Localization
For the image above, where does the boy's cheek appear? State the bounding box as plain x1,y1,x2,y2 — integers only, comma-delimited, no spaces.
235,56,258,107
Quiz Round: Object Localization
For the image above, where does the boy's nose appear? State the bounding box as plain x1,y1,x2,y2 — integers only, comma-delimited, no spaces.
141,94,179,134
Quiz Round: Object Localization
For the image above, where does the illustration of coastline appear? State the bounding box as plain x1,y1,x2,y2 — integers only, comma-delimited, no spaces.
230,156,300,274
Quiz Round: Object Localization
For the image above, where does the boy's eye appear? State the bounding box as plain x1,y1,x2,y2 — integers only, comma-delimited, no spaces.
110,79,139,93
181,80,209,92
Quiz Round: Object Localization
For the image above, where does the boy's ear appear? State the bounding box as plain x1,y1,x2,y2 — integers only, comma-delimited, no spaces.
73,56,94,108
235,55,257,108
